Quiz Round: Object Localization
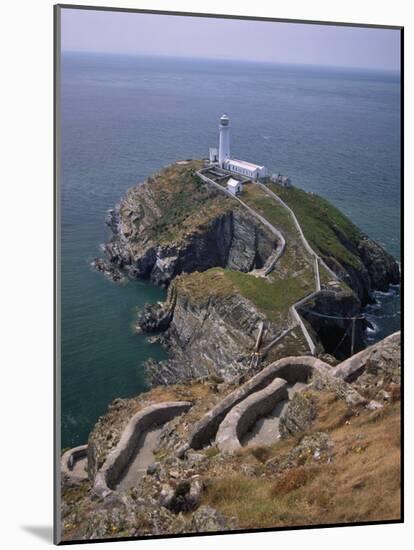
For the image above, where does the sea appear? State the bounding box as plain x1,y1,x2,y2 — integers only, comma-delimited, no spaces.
60,52,401,448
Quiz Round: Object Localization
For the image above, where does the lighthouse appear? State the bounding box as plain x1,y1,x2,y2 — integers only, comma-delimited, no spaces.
218,114,231,167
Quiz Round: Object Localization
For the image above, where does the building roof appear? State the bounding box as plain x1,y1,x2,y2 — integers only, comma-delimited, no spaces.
227,158,265,171
227,178,241,188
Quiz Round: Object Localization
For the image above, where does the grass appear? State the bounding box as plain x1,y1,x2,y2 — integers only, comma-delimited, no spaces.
170,178,320,326
242,184,299,238
270,183,363,268
121,161,234,245
225,270,312,320
202,393,401,528
175,267,314,322
265,326,311,362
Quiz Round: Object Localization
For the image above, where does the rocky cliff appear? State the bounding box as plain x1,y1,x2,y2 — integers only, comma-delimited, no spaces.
102,161,278,287
94,160,400,383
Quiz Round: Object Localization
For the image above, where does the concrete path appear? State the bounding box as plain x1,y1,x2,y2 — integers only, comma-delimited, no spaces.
71,456,88,478
115,426,163,491
241,382,307,447
196,168,320,355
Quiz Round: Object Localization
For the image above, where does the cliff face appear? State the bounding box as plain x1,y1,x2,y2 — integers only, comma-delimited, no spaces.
107,207,277,287
298,289,366,360
322,230,400,305
143,286,284,386
103,161,278,287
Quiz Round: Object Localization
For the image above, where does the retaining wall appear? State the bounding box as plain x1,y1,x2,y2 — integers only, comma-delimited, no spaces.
61,444,88,484
189,356,329,450
93,401,191,498
216,377,289,452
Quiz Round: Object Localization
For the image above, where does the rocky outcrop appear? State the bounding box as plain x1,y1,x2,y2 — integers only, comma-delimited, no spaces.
105,197,278,288
357,237,400,293
332,330,401,404
266,432,335,473
279,392,316,438
144,286,285,386
332,330,400,383
189,506,235,532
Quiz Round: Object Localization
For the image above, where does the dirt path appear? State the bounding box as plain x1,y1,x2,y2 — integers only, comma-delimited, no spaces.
71,456,88,478
115,426,163,491
241,382,307,447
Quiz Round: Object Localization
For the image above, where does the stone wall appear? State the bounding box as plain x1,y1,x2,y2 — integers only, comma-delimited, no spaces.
216,377,288,452
61,444,88,485
93,402,191,498
189,356,329,450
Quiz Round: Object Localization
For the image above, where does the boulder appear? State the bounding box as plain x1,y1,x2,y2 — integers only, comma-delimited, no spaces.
159,479,203,514
279,392,316,437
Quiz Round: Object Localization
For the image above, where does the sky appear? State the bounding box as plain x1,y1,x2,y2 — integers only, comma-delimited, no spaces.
60,8,401,71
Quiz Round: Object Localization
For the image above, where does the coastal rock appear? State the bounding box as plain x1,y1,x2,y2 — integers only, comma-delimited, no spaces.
298,288,366,359
91,257,124,282
321,227,399,305
357,237,400,292
145,288,282,385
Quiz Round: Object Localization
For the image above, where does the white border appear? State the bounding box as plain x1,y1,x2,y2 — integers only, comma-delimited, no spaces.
1,1,411,548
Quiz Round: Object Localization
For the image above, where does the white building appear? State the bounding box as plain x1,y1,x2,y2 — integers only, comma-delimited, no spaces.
223,158,268,181
209,147,218,163
211,114,268,181
227,177,243,196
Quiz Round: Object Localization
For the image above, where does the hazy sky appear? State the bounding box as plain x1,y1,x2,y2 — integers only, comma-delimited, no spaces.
60,8,400,71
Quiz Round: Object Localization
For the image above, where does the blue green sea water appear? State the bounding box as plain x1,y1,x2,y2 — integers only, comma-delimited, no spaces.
60,53,401,448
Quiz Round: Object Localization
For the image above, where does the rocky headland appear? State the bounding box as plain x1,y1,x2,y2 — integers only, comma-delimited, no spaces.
94,160,399,385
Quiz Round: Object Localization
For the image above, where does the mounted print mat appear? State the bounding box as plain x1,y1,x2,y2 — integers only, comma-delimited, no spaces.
55,5,403,544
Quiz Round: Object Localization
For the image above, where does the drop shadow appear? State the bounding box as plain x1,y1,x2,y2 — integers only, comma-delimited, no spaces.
21,525,54,543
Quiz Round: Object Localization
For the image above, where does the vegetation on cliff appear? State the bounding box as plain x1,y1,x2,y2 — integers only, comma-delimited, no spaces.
123,160,233,245
175,267,313,322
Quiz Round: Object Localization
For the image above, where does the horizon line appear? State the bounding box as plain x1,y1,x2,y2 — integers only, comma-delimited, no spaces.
60,50,400,73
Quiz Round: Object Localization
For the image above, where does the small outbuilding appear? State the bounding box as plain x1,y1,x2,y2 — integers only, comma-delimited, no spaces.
209,147,218,163
227,177,243,196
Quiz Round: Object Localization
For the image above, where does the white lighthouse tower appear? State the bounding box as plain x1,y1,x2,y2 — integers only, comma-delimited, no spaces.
218,114,231,167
